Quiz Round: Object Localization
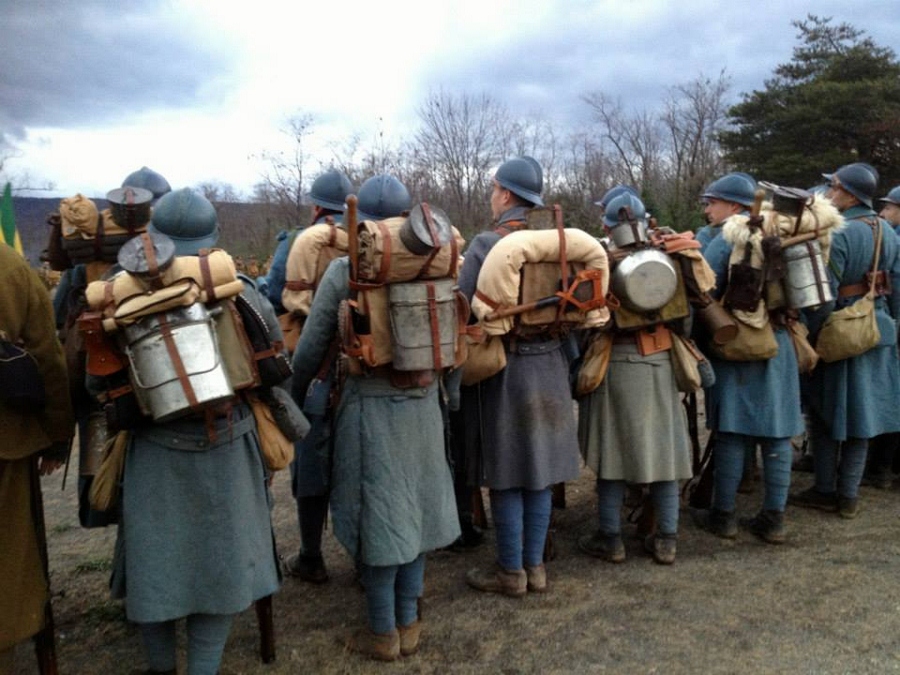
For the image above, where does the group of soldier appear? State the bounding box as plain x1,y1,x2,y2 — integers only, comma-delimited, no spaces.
3,155,900,673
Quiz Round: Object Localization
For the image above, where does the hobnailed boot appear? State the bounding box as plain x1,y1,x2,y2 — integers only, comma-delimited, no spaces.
345,628,401,661
577,530,626,563
281,552,329,584
691,507,738,539
465,565,527,597
525,563,547,593
788,487,837,512
398,620,422,656
739,509,785,544
644,533,677,565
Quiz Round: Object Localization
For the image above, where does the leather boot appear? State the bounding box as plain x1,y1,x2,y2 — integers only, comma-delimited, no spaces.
525,563,547,593
739,509,785,544
644,533,677,565
465,565,527,597
577,530,626,563
398,620,422,656
691,507,738,539
345,628,400,661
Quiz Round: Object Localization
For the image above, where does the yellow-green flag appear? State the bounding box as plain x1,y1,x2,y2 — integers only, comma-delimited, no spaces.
0,182,23,254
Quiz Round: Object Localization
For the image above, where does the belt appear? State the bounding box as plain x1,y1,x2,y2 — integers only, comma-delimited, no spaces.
838,271,889,298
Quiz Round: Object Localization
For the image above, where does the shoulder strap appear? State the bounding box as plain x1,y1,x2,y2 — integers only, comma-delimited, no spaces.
867,220,883,300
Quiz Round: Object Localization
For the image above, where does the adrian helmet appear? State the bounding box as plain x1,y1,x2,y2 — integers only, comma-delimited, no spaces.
880,185,900,206
823,162,879,208
604,192,649,247
148,188,219,256
121,166,172,202
309,169,353,212
357,175,411,221
494,156,543,207
594,185,639,211
701,172,756,207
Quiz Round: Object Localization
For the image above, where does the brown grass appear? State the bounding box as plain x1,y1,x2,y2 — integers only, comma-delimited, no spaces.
13,446,900,674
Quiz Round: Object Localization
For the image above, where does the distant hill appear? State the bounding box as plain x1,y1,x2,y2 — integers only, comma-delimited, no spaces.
12,197,287,268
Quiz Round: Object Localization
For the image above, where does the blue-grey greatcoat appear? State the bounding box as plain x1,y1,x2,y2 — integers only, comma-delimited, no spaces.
702,236,805,438
107,280,281,624
457,207,581,491
695,223,724,253
291,257,459,566
804,206,900,441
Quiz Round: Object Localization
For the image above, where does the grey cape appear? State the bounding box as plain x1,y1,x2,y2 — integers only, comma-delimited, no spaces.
457,208,582,491
291,257,459,566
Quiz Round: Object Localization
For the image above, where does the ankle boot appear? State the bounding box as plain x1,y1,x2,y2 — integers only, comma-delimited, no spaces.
346,628,400,661
465,565,527,597
692,507,738,539
739,509,785,544
398,620,422,656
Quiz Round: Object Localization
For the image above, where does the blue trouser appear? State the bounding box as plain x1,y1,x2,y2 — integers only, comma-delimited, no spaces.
713,432,792,512
810,416,869,499
490,487,552,571
596,479,679,536
360,555,424,635
140,613,234,675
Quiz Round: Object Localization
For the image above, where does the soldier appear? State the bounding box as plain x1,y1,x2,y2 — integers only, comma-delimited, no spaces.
696,172,757,253
290,179,459,660
578,193,701,563
100,188,282,674
0,244,74,674
864,184,900,489
257,168,353,315
462,157,581,595
279,170,354,584
790,163,900,518
693,188,805,544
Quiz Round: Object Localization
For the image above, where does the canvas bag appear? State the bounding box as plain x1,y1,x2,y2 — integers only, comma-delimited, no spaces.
574,331,613,396
815,222,882,363
708,302,779,362
670,333,715,393
0,330,47,410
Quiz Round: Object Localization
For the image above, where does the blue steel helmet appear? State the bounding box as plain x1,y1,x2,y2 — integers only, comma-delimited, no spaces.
494,156,544,206
121,166,172,202
822,162,879,207
357,175,411,221
148,187,219,256
309,169,353,212
594,185,639,210
880,185,900,206
603,192,647,229
701,172,756,207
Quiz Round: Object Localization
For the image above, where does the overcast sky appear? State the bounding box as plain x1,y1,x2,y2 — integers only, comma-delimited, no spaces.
2,0,898,199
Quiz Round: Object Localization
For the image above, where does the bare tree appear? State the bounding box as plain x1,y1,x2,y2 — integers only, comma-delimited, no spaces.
254,112,315,229
660,71,731,229
412,90,513,233
196,181,242,203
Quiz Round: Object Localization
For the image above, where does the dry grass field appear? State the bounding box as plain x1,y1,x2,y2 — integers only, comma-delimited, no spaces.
12,438,900,674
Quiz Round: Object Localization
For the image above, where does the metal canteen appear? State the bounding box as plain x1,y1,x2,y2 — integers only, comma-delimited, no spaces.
122,302,234,422
610,248,678,313
400,203,453,255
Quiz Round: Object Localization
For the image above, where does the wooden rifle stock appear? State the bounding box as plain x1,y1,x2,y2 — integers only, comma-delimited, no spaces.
255,594,276,663
30,457,58,675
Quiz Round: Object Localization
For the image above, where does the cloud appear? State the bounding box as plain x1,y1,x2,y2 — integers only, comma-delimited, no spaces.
0,0,237,136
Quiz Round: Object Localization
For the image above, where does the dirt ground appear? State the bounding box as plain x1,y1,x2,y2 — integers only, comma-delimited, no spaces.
12,433,900,674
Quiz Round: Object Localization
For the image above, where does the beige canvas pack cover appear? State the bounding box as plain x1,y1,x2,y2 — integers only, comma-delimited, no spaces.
282,222,349,316
471,228,610,336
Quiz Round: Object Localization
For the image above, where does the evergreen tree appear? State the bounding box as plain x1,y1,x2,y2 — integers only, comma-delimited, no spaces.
720,15,900,189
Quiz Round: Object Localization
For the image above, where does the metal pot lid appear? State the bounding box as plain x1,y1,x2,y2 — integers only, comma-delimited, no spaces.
402,202,453,255
117,231,176,276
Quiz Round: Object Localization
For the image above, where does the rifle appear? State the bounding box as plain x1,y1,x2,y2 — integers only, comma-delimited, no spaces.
255,594,275,663
30,456,58,675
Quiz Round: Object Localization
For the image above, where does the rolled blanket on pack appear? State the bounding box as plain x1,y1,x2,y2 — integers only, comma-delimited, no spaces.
85,250,242,324
283,223,349,315
61,196,149,263
472,228,610,336
357,217,464,283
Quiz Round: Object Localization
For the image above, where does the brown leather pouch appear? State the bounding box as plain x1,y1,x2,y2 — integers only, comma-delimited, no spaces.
636,324,672,356
78,311,127,376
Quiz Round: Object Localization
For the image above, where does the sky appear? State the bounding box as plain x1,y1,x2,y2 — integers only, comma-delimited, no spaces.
2,0,898,199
